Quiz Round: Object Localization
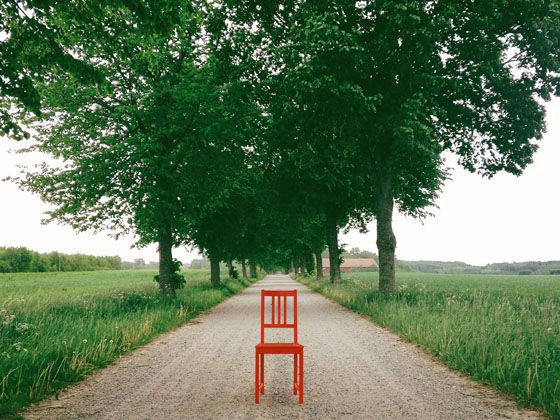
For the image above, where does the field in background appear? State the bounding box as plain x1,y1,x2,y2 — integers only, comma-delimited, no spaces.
0,269,256,416
298,272,560,418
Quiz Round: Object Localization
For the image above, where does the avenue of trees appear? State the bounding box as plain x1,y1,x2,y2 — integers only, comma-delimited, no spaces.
1,0,559,296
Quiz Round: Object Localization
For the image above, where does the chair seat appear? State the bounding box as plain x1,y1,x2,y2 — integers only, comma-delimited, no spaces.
256,342,304,354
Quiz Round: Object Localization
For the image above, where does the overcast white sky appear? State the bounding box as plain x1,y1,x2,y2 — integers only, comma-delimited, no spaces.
0,98,558,266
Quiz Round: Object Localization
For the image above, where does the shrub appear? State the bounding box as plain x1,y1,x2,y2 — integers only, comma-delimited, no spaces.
153,259,185,290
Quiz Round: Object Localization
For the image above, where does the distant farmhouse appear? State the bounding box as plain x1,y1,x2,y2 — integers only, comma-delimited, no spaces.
322,258,378,275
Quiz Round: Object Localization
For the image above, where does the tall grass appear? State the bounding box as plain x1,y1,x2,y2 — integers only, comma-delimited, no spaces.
0,269,257,416
298,272,560,418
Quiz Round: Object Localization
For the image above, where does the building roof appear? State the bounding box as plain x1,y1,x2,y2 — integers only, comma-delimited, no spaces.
322,258,378,268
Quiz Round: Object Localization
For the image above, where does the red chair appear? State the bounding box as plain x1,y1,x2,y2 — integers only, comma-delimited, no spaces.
255,289,304,404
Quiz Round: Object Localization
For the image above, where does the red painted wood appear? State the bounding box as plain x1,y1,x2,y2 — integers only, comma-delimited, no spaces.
255,289,304,404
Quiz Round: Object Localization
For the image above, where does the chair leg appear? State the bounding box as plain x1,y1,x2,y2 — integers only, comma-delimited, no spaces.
293,353,298,395
260,354,265,394
299,351,304,404
255,352,260,404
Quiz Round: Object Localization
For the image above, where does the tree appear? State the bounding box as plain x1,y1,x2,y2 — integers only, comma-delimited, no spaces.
345,247,376,259
0,247,121,272
3,247,31,272
179,72,263,286
13,3,214,297
222,0,560,291
260,5,374,282
133,259,146,269
355,0,560,291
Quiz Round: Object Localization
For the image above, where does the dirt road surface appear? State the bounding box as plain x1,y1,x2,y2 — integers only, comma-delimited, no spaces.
24,274,542,419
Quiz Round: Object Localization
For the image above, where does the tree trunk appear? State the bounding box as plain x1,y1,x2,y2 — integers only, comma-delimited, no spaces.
210,257,221,287
293,259,299,275
326,214,341,282
315,248,323,280
300,256,307,275
158,226,176,299
227,259,233,278
241,260,248,279
376,167,396,292
249,262,257,279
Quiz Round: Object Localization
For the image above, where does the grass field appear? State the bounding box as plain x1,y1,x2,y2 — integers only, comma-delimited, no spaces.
0,269,257,416
298,272,560,419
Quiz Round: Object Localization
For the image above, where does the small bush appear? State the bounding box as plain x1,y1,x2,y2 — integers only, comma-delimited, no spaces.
153,259,185,290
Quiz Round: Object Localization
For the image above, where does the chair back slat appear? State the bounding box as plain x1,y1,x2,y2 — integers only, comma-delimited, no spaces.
260,289,298,344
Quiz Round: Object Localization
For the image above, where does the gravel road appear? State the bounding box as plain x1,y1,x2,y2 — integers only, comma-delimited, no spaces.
24,274,542,419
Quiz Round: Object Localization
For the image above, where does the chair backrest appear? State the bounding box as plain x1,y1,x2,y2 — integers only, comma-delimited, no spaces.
260,289,298,344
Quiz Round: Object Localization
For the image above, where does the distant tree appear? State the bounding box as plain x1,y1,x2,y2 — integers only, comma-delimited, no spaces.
360,251,376,259
133,259,146,269
28,250,45,271
189,257,210,270
0,247,120,272
3,247,32,272
347,248,361,257
346,248,376,259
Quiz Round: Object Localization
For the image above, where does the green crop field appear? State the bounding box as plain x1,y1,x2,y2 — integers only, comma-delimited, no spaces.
0,269,256,416
298,272,560,418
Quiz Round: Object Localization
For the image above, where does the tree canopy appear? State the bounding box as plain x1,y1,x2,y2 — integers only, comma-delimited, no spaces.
4,0,559,294
0,0,184,139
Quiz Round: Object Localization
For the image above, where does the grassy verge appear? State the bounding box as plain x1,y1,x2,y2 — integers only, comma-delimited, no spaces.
297,272,560,418
0,269,259,416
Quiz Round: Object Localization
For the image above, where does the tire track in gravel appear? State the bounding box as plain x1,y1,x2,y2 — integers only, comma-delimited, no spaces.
24,274,543,419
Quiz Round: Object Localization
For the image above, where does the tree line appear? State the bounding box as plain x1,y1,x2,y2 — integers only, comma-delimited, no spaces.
0,247,121,273
1,1,558,297
407,260,560,276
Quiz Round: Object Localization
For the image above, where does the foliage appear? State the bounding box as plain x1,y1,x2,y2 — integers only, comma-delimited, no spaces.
5,1,560,293
0,0,179,140
407,260,560,275
344,247,377,260
0,269,257,416
0,247,121,273
189,257,211,270
10,2,240,296
228,266,239,279
153,259,185,290
298,272,560,418
222,0,560,290
121,259,159,270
